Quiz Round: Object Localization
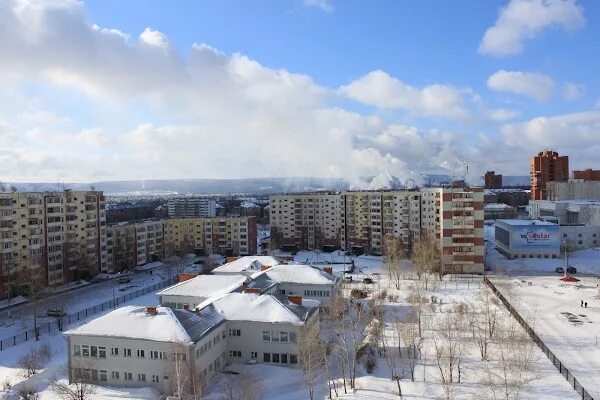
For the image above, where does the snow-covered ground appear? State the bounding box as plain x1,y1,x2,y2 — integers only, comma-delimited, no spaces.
490,274,600,398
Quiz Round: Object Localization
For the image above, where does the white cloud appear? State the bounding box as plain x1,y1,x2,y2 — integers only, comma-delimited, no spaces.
139,27,169,48
487,70,555,101
342,70,470,120
488,108,521,121
479,0,585,56
303,0,333,12
595,99,600,109
563,82,585,101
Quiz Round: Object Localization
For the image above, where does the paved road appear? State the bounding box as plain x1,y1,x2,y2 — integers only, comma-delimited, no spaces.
0,263,184,337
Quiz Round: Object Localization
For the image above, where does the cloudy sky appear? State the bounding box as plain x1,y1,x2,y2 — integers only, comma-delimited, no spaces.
0,0,598,184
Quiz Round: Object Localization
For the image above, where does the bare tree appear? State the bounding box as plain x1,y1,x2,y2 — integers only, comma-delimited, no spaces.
347,299,371,389
396,320,420,382
378,318,402,397
432,313,463,400
406,282,426,336
220,371,264,400
51,362,95,400
411,235,442,286
168,341,191,399
297,324,324,400
480,318,540,400
329,291,349,394
383,234,406,289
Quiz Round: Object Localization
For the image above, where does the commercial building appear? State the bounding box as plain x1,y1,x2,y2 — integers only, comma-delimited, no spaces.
164,216,257,257
270,193,341,252
64,292,320,394
546,180,600,201
167,197,217,218
484,203,517,220
0,190,107,296
421,188,485,274
107,219,165,271
495,219,560,259
484,171,502,189
573,169,600,181
530,150,569,200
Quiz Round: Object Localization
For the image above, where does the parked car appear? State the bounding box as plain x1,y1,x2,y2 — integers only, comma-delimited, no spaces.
117,277,131,284
46,309,67,317
567,266,577,274
555,267,564,273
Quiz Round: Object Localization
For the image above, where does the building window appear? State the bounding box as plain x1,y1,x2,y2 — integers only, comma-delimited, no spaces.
124,372,133,381
251,352,257,359
138,373,146,382
99,370,107,382
263,353,271,363
111,347,119,356
229,329,241,337
81,345,89,357
281,354,288,364
272,353,280,363
123,348,132,357
112,371,120,380
74,345,81,356
98,347,106,358
229,350,242,358
289,332,297,343
136,349,145,358
280,332,289,343
152,375,160,383
271,332,280,342
262,331,271,341
290,354,298,364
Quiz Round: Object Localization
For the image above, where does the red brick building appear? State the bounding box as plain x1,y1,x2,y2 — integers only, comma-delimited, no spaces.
573,169,600,181
484,171,502,189
530,150,569,200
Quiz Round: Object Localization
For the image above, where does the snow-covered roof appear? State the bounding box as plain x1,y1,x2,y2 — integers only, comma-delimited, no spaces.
240,201,260,209
158,275,247,297
64,306,195,342
497,219,557,226
253,264,337,285
484,203,515,210
210,293,317,324
212,256,280,274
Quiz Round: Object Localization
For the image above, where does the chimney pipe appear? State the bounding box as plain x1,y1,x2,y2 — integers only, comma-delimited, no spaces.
323,267,333,275
183,304,189,311
146,306,158,315
260,265,272,271
288,295,302,306
244,287,261,294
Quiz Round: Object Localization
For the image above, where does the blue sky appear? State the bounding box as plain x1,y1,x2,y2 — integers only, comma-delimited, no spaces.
0,0,599,184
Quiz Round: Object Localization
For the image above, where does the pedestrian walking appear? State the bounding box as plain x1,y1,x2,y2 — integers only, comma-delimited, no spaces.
585,302,588,308
581,300,584,307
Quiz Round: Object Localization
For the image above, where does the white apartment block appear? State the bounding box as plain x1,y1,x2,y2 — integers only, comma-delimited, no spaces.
167,197,217,218
0,190,107,294
107,219,165,271
270,193,341,252
64,292,319,396
420,188,484,274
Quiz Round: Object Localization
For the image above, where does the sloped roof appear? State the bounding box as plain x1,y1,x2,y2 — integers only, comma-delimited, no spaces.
157,275,247,298
172,305,226,341
253,264,337,285
212,256,280,274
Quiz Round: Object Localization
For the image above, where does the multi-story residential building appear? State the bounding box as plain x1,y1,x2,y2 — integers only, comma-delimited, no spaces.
420,187,485,274
530,150,569,200
484,171,502,189
270,193,341,252
163,216,257,257
0,190,107,296
340,191,421,255
64,292,319,394
167,197,217,218
107,219,165,271
573,169,600,181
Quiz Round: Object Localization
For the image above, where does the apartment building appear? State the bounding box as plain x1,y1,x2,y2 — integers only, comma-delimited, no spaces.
0,190,107,295
164,216,257,257
270,193,341,252
64,293,319,394
341,191,421,255
107,219,165,271
530,150,569,200
420,188,484,274
167,197,217,218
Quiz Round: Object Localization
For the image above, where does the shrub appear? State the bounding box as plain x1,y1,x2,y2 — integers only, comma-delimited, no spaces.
38,341,53,364
18,387,39,400
350,289,368,299
18,349,42,379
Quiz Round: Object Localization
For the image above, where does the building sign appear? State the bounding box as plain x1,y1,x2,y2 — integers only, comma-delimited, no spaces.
511,224,560,249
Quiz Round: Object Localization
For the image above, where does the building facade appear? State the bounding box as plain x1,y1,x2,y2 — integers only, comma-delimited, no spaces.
167,197,217,218
270,193,341,252
573,169,600,181
107,219,165,271
546,180,600,201
484,171,502,189
495,219,560,259
530,150,569,200
421,188,485,274
164,217,257,257
0,190,107,296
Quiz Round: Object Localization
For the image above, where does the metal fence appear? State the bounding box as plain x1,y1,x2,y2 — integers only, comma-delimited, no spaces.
484,276,594,400
0,276,177,352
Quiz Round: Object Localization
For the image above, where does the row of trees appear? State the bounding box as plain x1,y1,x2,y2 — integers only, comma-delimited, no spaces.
384,234,442,290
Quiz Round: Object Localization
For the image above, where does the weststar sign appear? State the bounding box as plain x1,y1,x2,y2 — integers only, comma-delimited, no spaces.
521,231,552,243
